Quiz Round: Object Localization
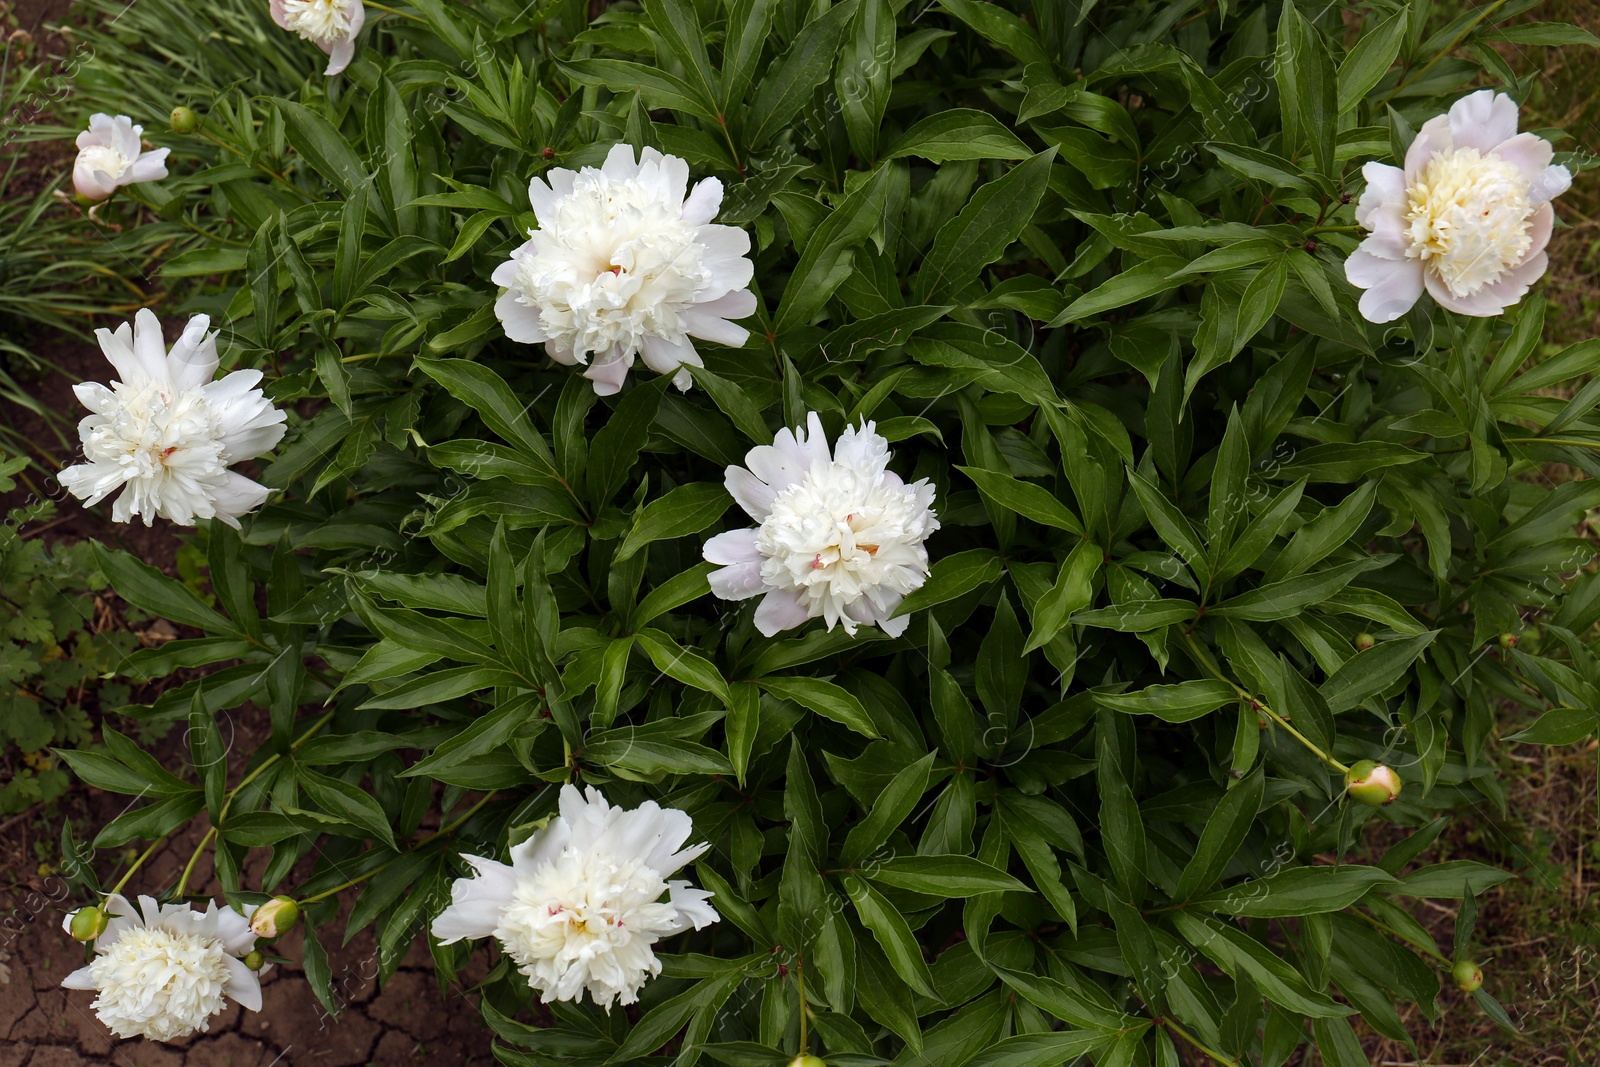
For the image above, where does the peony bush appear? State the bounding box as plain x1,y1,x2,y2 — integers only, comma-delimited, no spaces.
41,0,1600,1063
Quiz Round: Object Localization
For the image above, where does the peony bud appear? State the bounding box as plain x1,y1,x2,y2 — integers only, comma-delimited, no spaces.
1498,632,1518,649
1354,632,1375,651
249,896,300,940
1452,959,1483,992
170,106,200,133
789,1057,827,1067
244,950,266,972
1345,760,1402,806
68,905,109,942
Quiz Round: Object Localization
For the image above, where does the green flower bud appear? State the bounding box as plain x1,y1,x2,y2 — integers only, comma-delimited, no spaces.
170,106,201,134
249,896,301,940
1452,959,1483,992
244,950,266,972
1498,632,1518,649
1345,760,1402,806
789,1057,827,1067
1354,632,1375,651
68,905,109,942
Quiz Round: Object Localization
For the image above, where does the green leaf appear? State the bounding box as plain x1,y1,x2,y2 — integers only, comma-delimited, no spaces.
1337,10,1407,114
758,675,879,738
885,109,1032,162
957,465,1082,534
1320,631,1437,713
865,855,1028,897
278,100,367,197
744,0,862,148
300,769,400,851
774,162,899,334
636,628,731,704
893,548,1003,618
1175,766,1266,901
964,1032,1117,1067
617,482,730,562
93,544,240,636
843,874,940,998
414,357,560,480
1094,679,1238,722
1050,257,1188,324
915,150,1055,302
842,752,935,862
1385,861,1514,898
1193,865,1397,917
1171,912,1353,1018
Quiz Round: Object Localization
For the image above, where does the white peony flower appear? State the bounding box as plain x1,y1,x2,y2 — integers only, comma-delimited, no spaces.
1346,89,1572,322
58,309,287,528
492,144,757,396
430,785,719,1009
270,0,366,76
704,413,939,638
61,894,261,1042
73,114,170,202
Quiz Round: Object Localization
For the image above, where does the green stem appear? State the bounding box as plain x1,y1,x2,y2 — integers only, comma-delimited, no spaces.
108,838,166,897
1507,437,1600,450
1306,224,1361,235
1162,1016,1242,1067
1180,630,1350,773
172,712,335,897
365,1,429,22
300,791,500,905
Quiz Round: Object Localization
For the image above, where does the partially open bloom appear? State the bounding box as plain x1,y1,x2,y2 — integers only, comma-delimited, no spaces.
62,894,261,1042
431,785,718,1009
705,413,938,637
270,0,366,76
492,144,756,396
1345,760,1403,806
58,309,287,527
73,114,169,201
1346,90,1572,322
248,896,300,940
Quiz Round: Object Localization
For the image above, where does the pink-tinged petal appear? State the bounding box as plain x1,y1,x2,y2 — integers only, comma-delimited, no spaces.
1405,115,1454,180
697,288,757,321
1491,132,1553,181
1448,89,1519,153
682,177,723,225
348,1,367,37
325,37,357,77
1483,250,1548,300
680,308,750,348
708,561,767,601
725,466,777,521
584,350,631,396
754,587,811,636
1346,250,1424,323
702,528,760,565
269,0,291,29
1530,164,1572,204
1354,162,1405,229
223,955,263,1011
496,290,548,343
62,965,98,990
601,143,639,181
1361,203,1409,259
1424,268,1513,316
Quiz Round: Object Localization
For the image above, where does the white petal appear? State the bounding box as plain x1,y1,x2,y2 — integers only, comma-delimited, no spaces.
702,528,760,565
431,855,518,943
62,965,99,990
601,143,640,180
1345,248,1424,323
754,588,812,636
583,350,631,395
497,291,549,343
127,149,170,185
131,309,174,384
1491,132,1554,182
223,954,264,1011
208,472,272,526
1354,162,1405,228
665,882,720,933
1529,164,1572,204
1405,115,1454,181
167,314,219,392
682,177,723,225
725,466,778,521
708,561,767,601
1424,268,1512,317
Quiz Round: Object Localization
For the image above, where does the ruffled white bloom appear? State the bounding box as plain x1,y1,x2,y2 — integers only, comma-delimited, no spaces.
492,144,757,396
58,309,287,528
73,114,170,201
1346,90,1572,322
431,785,719,1009
61,894,261,1042
704,413,939,637
270,0,366,76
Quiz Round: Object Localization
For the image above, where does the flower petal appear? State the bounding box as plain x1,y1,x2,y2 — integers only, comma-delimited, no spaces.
1345,249,1424,323
754,587,811,636
703,528,761,565
1448,89,1520,153
431,855,518,944
223,954,264,1011
725,466,778,521
708,561,767,601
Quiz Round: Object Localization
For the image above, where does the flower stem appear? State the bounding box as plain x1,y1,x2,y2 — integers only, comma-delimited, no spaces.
108,837,166,897
365,1,429,22
1162,1016,1242,1067
1180,630,1349,773
300,791,500,905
